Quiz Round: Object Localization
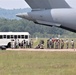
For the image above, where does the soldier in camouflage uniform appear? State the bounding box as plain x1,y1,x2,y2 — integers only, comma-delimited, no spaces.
61,40,64,49
71,40,74,49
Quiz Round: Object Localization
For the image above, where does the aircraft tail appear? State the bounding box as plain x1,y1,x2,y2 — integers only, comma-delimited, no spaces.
25,0,70,9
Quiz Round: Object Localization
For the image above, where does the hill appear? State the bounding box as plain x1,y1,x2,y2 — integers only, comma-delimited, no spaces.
0,8,31,19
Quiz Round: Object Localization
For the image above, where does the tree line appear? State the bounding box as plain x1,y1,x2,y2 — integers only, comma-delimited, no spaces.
0,18,75,38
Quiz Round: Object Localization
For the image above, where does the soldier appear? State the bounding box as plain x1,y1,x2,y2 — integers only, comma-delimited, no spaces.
55,40,59,49
58,39,60,49
23,40,26,48
47,39,49,48
11,39,15,49
50,39,52,49
66,39,69,49
26,41,29,48
31,39,33,48
51,40,54,49
15,39,19,49
71,40,74,49
40,43,44,49
40,40,44,49
61,40,64,49
29,39,33,48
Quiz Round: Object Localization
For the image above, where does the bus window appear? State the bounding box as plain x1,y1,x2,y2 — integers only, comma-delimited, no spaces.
0,35,2,39
7,35,10,39
18,35,20,38
11,35,13,38
25,35,28,39
21,35,24,39
3,35,6,38
14,35,17,39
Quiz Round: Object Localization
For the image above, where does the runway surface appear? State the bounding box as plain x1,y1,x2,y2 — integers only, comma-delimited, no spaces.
7,48,76,52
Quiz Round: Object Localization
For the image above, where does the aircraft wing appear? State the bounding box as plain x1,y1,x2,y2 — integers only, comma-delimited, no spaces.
24,0,70,9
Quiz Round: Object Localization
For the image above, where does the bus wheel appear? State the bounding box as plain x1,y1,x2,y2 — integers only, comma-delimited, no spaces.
0,46,6,50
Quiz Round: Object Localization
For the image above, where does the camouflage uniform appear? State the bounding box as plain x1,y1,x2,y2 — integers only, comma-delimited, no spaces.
55,40,59,49
71,40,74,49
61,40,64,49
66,39,69,49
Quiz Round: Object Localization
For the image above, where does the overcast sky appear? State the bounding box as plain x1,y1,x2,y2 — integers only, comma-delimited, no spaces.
0,0,76,9
0,0,30,9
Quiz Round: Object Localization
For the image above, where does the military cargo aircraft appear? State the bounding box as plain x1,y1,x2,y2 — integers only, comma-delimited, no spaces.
16,0,76,32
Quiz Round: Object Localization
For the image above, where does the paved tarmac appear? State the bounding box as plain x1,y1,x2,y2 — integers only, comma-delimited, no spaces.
7,48,76,52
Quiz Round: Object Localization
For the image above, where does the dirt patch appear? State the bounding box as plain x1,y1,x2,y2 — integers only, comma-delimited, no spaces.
7,48,76,52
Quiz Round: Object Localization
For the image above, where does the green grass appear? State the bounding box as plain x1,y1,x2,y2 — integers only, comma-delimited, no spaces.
0,51,76,75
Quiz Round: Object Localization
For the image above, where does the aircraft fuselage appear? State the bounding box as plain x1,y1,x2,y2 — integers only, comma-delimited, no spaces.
17,9,76,32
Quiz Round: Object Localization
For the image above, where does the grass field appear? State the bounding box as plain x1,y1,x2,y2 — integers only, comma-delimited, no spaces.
0,50,76,75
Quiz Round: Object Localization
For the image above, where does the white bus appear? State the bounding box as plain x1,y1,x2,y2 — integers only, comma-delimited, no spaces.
0,32,30,49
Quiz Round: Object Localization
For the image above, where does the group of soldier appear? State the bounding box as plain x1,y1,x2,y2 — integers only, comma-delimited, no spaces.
9,38,74,49
10,39,33,49
47,38,74,49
